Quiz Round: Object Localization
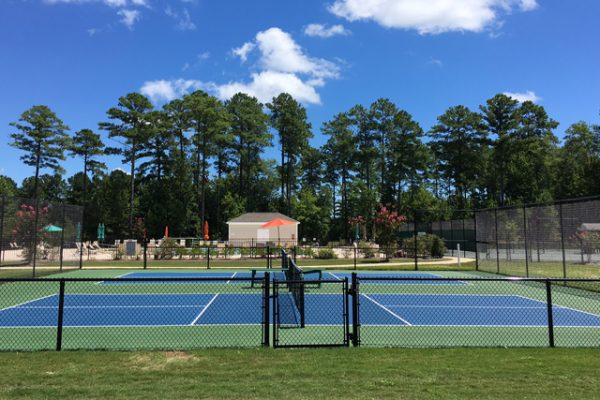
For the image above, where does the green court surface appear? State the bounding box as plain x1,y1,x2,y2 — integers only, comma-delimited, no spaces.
0,268,598,350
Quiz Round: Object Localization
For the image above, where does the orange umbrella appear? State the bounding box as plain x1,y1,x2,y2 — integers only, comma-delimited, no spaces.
204,221,209,241
164,225,169,238
261,218,295,245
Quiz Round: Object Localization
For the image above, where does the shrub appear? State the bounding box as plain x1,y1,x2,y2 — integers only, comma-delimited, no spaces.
315,248,336,259
402,234,446,259
157,238,179,259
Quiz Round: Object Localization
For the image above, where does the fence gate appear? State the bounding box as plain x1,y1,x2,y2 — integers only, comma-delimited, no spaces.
272,278,350,348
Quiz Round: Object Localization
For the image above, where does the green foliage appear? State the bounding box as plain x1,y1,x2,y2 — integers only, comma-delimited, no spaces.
156,238,179,259
315,248,336,259
403,234,447,259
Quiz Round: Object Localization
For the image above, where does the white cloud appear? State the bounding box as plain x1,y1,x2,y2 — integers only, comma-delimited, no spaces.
426,58,443,67
503,90,540,103
209,71,322,105
304,23,350,38
140,79,203,102
329,0,539,34
165,6,197,31
143,27,339,105
255,27,339,79
118,9,140,29
232,42,255,62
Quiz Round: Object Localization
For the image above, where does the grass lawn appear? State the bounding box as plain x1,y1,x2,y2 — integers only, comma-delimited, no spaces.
0,348,598,399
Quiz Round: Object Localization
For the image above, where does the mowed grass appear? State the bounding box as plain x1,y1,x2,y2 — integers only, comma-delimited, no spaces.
0,348,599,400
478,260,600,279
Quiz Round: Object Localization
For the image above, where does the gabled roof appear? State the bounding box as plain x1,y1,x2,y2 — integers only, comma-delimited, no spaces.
226,212,299,224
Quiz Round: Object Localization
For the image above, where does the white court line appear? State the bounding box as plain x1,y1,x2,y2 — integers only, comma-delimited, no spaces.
327,272,343,281
384,305,547,309
16,305,209,309
94,271,135,285
0,294,57,312
513,295,600,318
361,293,413,326
190,294,219,325
226,272,237,285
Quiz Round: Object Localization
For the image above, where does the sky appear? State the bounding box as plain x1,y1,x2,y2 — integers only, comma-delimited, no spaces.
1,0,599,184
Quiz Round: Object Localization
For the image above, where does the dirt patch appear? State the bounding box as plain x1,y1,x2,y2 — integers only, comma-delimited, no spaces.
128,351,200,371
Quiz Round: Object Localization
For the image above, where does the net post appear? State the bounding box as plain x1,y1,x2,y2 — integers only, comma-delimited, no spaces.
558,204,567,279
523,206,529,277
545,280,555,348
262,272,270,347
56,280,66,351
351,272,360,347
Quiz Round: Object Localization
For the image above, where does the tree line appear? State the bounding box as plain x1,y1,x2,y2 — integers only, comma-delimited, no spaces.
2,91,599,243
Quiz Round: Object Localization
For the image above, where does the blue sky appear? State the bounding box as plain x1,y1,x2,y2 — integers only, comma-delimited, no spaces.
1,0,599,184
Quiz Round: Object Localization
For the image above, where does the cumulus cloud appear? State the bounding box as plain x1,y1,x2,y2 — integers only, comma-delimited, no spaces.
304,23,350,38
232,42,255,62
142,27,339,105
140,79,203,102
503,90,540,103
118,9,140,29
329,0,539,34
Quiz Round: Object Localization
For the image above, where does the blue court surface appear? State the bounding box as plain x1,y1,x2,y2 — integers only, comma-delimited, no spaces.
102,271,464,285
1,292,599,328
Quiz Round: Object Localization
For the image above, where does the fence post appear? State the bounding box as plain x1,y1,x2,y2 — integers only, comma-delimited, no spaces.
143,239,147,269
59,204,66,272
450,218,455,257
354,243,357,270
558,204,567,279
413,210,418,271
523,206,529,278
462,214,466,258
207,245,211,269
473,212,479,271
56,280,66,351
545,280,555,348
351,272,360,347
494,208,500,275
263,271,270,347
32,198,40,278
0,196,5,267
266,246,270,269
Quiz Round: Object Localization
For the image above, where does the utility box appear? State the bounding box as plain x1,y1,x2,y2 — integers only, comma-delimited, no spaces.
125,240,137,257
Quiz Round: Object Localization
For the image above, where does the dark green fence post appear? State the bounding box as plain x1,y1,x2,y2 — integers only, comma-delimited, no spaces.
266,246,270,269
354,244,357,270
263,272,270,347
32,198,40,278
143,239,147,269
545,280,555,348
59,204,66,272
351,272,360,347
494,208,500,275
207,246,211,269
0,196,5,268
473,212,479,271
413,210,418,271
56,280,66,351
523,206,529,278
558,204,567,279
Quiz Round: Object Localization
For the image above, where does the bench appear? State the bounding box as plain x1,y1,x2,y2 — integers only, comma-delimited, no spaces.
249,267,323,287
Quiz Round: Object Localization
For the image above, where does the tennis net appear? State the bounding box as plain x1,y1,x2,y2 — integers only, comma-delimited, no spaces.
282,250,305,328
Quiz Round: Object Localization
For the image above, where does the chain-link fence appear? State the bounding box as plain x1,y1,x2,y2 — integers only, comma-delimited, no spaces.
0,196,84,275
475,197,600,279
1,274,597,350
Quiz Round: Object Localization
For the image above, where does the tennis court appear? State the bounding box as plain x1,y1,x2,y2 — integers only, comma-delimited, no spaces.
0,263,599,350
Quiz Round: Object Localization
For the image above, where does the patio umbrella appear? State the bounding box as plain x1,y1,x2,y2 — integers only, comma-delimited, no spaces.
204,221,210,241
164,225,169,238
261,218,296,246
43,224,63,232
